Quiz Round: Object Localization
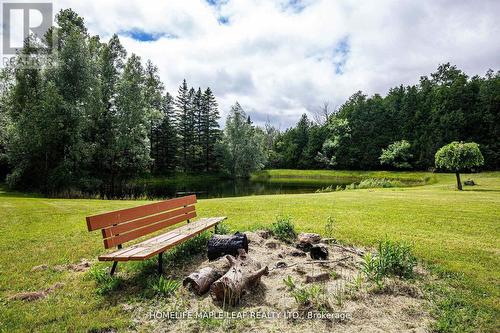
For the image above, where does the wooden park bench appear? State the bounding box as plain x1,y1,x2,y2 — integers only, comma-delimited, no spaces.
86,195,226,275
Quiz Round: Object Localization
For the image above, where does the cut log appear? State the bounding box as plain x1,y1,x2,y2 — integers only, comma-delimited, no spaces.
210,249,268,306
183,267,222,295
207,232,249,261
296,232,321,252
310,243,329,260
183,257,231,295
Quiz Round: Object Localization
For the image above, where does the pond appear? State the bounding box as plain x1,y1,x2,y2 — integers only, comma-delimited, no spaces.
117,177,354,199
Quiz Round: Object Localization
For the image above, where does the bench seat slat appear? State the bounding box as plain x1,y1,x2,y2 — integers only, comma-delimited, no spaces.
98,217,226,262
103,211,197,248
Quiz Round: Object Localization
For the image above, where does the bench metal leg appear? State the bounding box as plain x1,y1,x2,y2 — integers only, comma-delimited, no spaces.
158,252,163,275
110,261,118,276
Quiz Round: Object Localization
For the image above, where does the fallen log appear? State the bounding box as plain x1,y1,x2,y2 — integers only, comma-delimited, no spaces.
210,249,268,306
183,267,222,295
207,232,249,261
183,257,231,295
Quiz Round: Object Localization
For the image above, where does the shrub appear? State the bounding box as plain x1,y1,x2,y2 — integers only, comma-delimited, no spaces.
379,140,413,169
149,276,180,297
378,239,417,278
317,178,405,192
355,178,403,189
362,239,417,286
269,215,296,242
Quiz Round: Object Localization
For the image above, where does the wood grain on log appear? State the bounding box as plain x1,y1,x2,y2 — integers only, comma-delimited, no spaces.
183,267,222,295
210,249,268,306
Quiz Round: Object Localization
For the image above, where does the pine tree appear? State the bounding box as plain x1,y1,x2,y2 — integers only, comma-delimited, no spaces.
201,87,221,172
144,60,165,172
174,80,188,172
152,92,177,174
193,87,204,170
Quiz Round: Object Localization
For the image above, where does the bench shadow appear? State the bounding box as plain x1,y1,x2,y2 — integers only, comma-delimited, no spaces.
97,252,208,305
96,252,270,311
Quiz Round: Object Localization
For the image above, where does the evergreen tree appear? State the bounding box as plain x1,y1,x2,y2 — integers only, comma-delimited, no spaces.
192,87,204,171
144,60,165,172
201,87,221,172
175,79,192,172
153,92,178,174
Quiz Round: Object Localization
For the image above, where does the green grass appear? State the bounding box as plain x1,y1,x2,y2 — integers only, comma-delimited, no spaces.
0,171,499,332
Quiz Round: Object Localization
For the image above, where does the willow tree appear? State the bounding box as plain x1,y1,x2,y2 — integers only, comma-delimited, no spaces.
435,142,484,190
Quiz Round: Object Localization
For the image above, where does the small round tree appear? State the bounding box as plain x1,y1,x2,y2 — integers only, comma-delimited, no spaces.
435,142,484,190
379,140,413,169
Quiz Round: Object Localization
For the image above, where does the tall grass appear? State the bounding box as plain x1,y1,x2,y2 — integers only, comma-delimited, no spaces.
361,239,417,286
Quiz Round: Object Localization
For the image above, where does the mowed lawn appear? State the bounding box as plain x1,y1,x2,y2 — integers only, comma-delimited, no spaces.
0,172,499,332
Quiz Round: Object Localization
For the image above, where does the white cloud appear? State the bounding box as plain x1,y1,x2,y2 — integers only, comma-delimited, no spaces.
49,0,500,127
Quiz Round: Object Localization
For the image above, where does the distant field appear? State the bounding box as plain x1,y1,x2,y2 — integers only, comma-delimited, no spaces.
0,171,499,332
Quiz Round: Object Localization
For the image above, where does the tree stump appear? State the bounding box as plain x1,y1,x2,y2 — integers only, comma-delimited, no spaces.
310,243,329,260
210,249,268,306
207,232,249,261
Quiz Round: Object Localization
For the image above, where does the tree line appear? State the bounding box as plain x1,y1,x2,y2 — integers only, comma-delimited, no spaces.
0,10,227,196
0,9,498,197
267,63,499,171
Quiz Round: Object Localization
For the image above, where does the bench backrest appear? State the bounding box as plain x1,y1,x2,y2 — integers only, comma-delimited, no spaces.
86,195,197,249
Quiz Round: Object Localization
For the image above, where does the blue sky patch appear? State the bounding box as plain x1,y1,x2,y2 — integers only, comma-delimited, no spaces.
218,16,229,25
333,36,350,74
206,0,228,8
120,29,176,42
282,0,307,13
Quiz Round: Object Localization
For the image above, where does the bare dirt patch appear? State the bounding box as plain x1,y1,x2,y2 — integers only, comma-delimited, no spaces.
129,232,433,332
8,283,65,302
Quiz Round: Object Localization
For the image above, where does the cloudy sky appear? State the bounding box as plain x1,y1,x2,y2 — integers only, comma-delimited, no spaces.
15,0,500,127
